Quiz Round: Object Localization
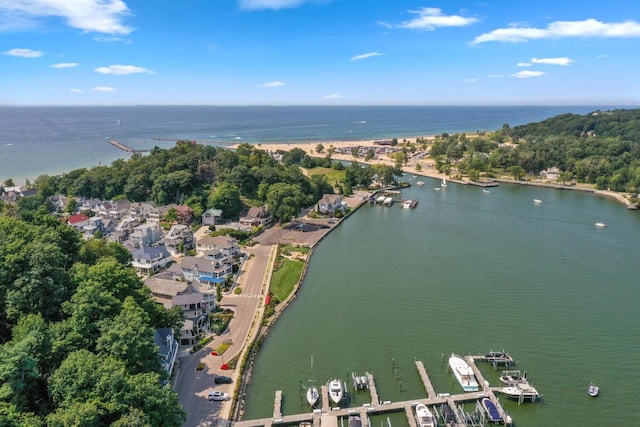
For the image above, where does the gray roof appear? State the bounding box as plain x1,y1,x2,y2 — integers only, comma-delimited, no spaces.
144,276,189,296
133,245,170,260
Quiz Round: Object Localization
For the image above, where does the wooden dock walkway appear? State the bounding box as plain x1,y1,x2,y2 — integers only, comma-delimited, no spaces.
234,358,516,427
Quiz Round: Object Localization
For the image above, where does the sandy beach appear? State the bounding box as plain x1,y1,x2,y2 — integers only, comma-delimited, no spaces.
230,138,446,180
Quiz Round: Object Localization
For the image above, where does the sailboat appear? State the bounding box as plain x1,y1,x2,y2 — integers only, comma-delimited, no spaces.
305,356,320,407
441,174,447,187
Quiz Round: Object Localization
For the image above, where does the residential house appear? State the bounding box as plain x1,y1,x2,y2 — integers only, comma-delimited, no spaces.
202,208,223,226
49,194,69,212
178,253,233,286
146,275,215,346
67,213,90,230
154,328,179,374
174,205,194,224
317,194,346,215
540,167,560,181
131,245,172,276
126,222,163,248
163,224,195,255
129,202,158,222
196,235,240,258
239,206,273,227
78,197,104,215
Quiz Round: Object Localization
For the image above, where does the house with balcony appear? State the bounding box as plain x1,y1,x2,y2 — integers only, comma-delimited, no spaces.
129,202,159,222
154,328,179,375
317,194,346,215
196,235,240,258
163,224,195,255
131,245,172,276
239,205,273,227
202,208,223,226
145,275,214,345
126,222,163,249
178,253,233,287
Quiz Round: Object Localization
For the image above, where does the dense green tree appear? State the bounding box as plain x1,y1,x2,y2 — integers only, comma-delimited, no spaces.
265,182,309,222
209,182,243,218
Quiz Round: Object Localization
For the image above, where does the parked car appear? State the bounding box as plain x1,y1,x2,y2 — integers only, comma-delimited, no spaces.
214,375,233,384
208,391,229,401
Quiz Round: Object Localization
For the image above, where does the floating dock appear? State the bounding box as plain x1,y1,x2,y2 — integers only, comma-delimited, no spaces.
233,356,530,427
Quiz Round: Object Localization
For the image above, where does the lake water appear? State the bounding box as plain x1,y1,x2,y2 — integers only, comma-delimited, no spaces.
243,179,640,426
0,105,602,184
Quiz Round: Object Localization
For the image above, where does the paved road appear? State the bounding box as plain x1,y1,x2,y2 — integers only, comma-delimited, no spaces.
175,244,274,427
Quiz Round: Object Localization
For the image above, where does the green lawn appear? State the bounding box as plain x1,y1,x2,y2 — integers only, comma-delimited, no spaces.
270,258,305,302
304,167,346,186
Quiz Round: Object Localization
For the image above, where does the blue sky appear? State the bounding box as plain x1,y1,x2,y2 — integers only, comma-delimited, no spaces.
1,0,639,106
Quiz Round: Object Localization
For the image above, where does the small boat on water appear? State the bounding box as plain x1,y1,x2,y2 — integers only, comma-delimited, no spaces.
348,415,362,427
414,403,436,427
594,221,607,228
441,174,447,187
416,180,425,186
376,195,386,204
588,383,600,397
402,199,418,209
533,199,542,204
449,354,479,392
327,379,344,404
499,370,528,385
383,197,394,206
481,398,502,423
306,386,320,407
500,383,540,402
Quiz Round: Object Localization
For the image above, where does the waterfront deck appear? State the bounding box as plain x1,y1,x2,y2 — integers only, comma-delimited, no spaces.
234,357,519,427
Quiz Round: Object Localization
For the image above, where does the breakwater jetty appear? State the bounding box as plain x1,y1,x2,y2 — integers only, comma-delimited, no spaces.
107,138,150,154
233,356,537,427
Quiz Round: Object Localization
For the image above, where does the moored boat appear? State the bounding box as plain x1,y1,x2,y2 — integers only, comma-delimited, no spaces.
500,383,540,402
306,386,320,407
448,354,479,392
402,199,418,209
588,383,600,397
416,180,425,186
348,415,362,427
414,403,436,427
327,379,344,404
499,370,528,385
594,221,607,228
481,397,502,423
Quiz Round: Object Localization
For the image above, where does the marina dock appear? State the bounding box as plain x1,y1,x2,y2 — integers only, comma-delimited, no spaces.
233,355,526,427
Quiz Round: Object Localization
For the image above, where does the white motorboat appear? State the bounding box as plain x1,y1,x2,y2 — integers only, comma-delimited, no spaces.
327,379,344,404
416,180,425,186
402,199,418,209
500,383,540,402
448,353,479,391
533,199,542,204
383,197,394,206
499,370,528,385
306,386,320,407
414,403,436,427
594,221,607,228
588,383,600,397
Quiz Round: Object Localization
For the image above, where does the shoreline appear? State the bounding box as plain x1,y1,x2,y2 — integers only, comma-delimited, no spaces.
231,139,637,207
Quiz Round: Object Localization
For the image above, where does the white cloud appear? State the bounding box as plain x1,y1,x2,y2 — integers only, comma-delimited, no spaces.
2,48,42,58
351,52,384,61
517,62,531,67
473,18,640,44
464,78,478,83
68,88,83,93
531,57,573,66
488,74,504,78
510,70,546,78
382,7,479,31
51,62,78,68
94,65,154,75
324,93,342,99
0,0,133,35
238,0,311,10
257,81,285,88
91,86,116,92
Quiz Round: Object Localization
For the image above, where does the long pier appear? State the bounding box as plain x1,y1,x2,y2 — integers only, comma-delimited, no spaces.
234,357,522,427
107,138,150,154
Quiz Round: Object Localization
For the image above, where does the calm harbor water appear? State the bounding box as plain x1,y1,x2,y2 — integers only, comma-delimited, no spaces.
243,179,640,426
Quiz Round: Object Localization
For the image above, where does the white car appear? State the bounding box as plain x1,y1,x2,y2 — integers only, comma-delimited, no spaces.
208,391,229,401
